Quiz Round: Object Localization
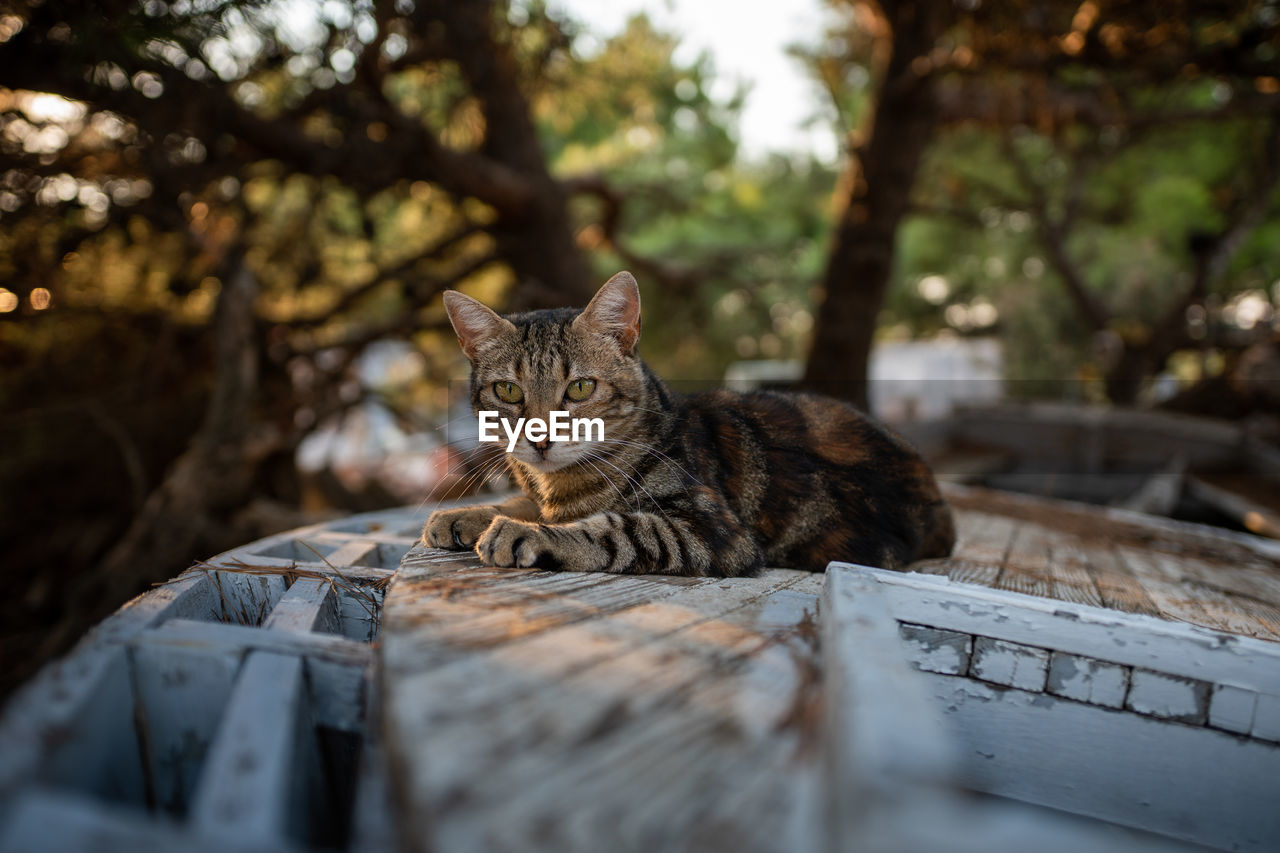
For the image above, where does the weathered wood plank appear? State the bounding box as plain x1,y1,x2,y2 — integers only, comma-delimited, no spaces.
349,664,398,853
1157,555,1280,641
320,539,379,568
190,651,320,846
130,641,243,813
848,566,1280,692
898,624,972,675
925,673,1280,851
263,578,340,635
136,619,369,733
995,525,1054,599
970,637,1049,691
1039,531,1105,608
1252,693,1280,743
381,568,821,853
203,570,288,626
1157,557,1280,641
1116,546,1241,634
1125,669,1210,724
1045,652,1129,709
16,646,146,806
0,790,282,853
198,554,396,585
821,565,957,852
1080,545,1163,617
946,511,1016,586
1209,684,1257,734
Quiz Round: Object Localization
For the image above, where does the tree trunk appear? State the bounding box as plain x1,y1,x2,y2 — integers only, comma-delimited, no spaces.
419,0,595,311
36,255,277,663
800,0,953,411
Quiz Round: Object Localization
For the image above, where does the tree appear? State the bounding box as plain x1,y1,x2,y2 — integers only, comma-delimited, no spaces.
799,0,955,410
0,0,744,689
797,0,1280,406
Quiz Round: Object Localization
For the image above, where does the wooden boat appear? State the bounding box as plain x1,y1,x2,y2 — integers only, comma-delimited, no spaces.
2,483,1279,851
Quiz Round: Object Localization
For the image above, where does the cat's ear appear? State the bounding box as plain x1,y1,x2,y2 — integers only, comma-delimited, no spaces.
442,291,515,361
575,271,642,356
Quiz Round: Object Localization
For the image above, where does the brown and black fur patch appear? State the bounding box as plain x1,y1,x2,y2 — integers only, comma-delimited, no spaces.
423,272,956,577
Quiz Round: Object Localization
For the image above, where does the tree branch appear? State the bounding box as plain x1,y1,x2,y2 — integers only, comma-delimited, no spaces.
1002,135,1112,330
290,220,485,327
1149,116,1280,354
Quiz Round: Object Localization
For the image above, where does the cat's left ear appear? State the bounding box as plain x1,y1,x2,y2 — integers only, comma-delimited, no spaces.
574,271,642,356
442,290,516,361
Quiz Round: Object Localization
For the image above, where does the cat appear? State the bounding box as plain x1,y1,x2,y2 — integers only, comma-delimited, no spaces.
422,271,955,577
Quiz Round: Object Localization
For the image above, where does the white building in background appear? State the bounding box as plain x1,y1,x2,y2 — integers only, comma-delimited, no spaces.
724,336,1004,421
868,336,1004,421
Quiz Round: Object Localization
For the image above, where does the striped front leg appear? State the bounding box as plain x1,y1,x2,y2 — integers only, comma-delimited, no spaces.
475,504,762,577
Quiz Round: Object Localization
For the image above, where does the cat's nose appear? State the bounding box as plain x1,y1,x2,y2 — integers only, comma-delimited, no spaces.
532,438,550,455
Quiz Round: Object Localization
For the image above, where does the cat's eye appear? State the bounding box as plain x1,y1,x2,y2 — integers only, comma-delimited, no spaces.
565,378,596,401
493,381,524,404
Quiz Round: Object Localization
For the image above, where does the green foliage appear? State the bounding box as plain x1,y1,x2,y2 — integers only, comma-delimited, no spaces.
536,14,838,379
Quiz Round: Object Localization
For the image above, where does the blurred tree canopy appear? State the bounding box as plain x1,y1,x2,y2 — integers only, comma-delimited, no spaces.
798,0,1280,404
1,0,1278,693
0,0,832,690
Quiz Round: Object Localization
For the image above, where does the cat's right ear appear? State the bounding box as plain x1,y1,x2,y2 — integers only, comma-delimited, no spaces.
574,271,642,356
442,291,515,361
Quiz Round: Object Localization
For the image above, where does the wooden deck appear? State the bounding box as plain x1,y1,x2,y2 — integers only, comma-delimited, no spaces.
928,485,1280,642
376,486,1280,852
5,485,1280,851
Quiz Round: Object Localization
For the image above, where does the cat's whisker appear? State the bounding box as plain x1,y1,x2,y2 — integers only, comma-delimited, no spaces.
595,437,705,487
441,452,509,501
586,448,676,526
577,455,632,509
582,447,647,509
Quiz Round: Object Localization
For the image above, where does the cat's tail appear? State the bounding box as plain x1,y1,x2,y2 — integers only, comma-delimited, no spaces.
915,499,957,560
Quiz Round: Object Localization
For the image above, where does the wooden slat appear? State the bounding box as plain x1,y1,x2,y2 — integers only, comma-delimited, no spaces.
381,568,820,853
858,566,1280,691
926,673,1280,851
1080,545,1163,618
130,642,242,814
821,566,956,849
135,620,369,733
1041,531,1105,608
190,651,321,846
1115,546,1238,634
995,525,1053,599
1152,554,1280,641
321,539,380,567
263,578,340,634
946,511,1017,586
0,790,280,853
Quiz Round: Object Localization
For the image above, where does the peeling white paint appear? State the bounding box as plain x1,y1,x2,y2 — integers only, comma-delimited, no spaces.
1125,670,1209,724
971,637,1049,692
1209,684,1257,734
898,623,972,676
1046,652,1129,709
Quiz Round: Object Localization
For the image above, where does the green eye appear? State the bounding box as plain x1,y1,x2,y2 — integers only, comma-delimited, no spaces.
565,378,596,401
493,381,524,404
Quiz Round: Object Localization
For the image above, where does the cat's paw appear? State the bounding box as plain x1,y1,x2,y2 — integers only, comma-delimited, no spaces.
475,517,561,569
422,505,499,550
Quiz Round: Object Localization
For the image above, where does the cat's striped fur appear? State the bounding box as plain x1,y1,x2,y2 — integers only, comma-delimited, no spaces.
423,272,955,576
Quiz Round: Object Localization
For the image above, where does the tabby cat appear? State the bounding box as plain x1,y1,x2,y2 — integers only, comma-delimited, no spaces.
423,271,955,577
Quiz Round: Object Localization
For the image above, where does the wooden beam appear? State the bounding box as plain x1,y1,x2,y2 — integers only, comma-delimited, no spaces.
840,565,1280,692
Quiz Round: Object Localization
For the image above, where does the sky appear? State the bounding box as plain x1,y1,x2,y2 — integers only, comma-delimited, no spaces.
552,0,838,163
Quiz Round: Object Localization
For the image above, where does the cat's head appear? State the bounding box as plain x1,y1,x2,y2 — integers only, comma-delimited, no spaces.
442,271,647,474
